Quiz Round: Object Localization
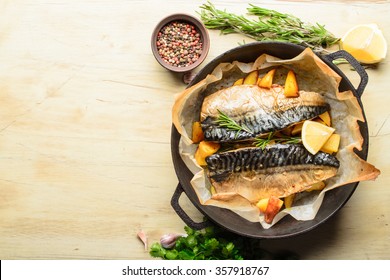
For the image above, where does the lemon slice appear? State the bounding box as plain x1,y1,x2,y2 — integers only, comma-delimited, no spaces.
302,120,335,155
341,24,387,64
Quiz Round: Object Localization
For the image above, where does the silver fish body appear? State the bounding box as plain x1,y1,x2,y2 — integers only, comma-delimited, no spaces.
201,85,329,142
206,144,339,203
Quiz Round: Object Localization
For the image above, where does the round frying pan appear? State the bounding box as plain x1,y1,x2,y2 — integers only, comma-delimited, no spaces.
170,42,369,239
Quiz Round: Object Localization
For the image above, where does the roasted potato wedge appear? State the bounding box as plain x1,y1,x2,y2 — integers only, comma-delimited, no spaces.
243,70,259,85
195,141,220,166
258,69,276,89
284,70,299,97
192,121,204,143
264,196,284,224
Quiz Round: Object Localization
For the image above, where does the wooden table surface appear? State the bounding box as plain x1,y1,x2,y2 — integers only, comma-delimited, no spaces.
0,0,389,260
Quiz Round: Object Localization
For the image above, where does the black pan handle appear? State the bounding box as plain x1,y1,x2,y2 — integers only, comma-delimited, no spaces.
324,50,368,98
171,183,211,230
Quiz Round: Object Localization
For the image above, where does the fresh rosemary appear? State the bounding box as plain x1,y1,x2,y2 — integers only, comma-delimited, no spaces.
216,110,253,137
199,2,339,53
216,110,301,148
254,132,301,150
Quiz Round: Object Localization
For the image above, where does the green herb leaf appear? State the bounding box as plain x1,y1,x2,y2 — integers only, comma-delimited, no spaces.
199,1,339,54
149,242,167,258
165,250,179,260
254,132,301,149
150,225,245,260
149,224,298,260
216,109,254,137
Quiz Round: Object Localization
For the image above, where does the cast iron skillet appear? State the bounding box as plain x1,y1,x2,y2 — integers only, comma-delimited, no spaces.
170,42,369,239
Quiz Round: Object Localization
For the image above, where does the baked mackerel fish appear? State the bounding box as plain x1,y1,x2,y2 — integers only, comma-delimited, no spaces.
206,143,340,203
201,84,330,142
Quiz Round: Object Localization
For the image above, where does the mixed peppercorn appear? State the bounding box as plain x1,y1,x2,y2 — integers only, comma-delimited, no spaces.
156,21,203,68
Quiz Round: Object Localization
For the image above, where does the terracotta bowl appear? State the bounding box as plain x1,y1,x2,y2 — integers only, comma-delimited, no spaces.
151,14,210,73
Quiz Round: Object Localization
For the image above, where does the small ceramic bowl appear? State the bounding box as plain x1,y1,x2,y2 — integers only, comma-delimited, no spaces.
151,14,210,73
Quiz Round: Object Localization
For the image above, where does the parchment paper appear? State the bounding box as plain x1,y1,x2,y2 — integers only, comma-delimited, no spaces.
172,48,380,228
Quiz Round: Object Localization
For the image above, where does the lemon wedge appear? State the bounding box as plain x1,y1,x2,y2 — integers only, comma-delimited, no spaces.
341,24,387,64
302,120,335,155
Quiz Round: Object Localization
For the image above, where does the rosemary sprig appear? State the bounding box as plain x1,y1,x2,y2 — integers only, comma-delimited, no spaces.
216,110,253,137
254,132,275,150
216,110,301,147
199,2,339,53
254,132,301,150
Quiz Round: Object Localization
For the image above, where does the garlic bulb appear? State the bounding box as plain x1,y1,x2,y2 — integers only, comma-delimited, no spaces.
160,233,186,249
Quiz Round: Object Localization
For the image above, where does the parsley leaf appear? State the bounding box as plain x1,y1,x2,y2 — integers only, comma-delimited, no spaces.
149,223,300,260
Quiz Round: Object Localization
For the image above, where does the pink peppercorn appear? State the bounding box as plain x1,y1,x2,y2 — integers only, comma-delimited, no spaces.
156,21,203,68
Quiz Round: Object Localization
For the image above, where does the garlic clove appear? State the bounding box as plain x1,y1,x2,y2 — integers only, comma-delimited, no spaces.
137,230,148,251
